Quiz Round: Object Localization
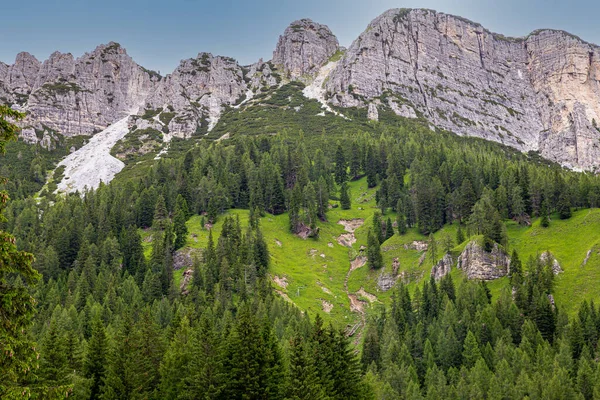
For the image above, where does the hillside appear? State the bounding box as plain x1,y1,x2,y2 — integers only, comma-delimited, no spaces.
4,6,600,400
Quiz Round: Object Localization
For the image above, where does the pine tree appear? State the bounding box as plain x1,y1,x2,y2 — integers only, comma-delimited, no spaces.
462,330,481,369
334,143,347,185
153,194,169,230
183,312,223,399
173,198,189,250
540,199,550,227
84,316,108,400
367,229,383,270
0,105,46,398
397,212,407,235
557,191,572,219
340,182,351,210
372,211,384,244
159,317,193,399
385,217,394,241
286,336,325,400
456,224,465,244
350,141,361,180
39,317,69,386
428,234,438,266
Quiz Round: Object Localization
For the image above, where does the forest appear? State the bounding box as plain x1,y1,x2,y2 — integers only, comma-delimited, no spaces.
3,103,600,399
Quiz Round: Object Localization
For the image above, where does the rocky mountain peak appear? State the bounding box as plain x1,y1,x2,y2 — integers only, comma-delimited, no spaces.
272,18,339,80
325,7,600,170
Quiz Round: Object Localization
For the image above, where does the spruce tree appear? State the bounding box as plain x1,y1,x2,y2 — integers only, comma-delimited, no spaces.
173,199,189,250
462,330,481,369
39,317,69,387
340,182,351,210
367,229,383,270
153,194,169,230
84,316,108,400
0,105,45,398
557,191,572,219
372,212,384,244
334,143,347,185
286,336,325,400
385,217,394,241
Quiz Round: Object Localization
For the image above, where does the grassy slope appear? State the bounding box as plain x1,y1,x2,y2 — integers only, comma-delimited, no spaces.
141,185,600,328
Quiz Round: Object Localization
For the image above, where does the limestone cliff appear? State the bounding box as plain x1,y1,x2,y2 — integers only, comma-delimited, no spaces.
4,10,600,170
2,43,158,139
272,19,339,81
142,52,247,137
325,9,600,170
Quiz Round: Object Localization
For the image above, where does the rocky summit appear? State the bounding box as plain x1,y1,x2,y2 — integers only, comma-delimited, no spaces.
3,9,600,170
326,9,600,170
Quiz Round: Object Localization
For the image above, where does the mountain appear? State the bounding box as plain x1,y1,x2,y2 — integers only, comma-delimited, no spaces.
2,9,600,177
325,9,600,170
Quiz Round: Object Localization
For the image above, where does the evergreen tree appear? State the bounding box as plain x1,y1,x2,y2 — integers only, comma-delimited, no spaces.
462,330,481,369
340,182,351,210
159,317,193,399
456,224,465,244
372,212,384,244
39,317,69,387
153,194,169,230
0,105,45,398
558,191,572,219
428,234,438,266
350,142,362,180
286,336,325,400
173,198,189,250
540,198,550,227
334,143,347,185
84,316,108,400
385,217,394,241
367,229,383,270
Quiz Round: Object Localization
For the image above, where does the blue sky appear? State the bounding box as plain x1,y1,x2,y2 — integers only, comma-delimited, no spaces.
3,0,599,74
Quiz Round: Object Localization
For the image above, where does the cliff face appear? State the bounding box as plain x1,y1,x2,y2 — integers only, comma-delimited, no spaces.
143,53,248,137
325,9,600,170
3,9,600,169
272,19,339,80
1,43,158,139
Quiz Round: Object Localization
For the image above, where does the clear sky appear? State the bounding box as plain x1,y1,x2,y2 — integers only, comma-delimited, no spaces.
3,0,599,75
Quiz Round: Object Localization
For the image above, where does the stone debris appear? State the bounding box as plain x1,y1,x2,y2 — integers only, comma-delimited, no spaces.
338,219,364,233
321,299,333,313
337,233,356,247
173,248,202,270
273,275,288,289
180,269,194,295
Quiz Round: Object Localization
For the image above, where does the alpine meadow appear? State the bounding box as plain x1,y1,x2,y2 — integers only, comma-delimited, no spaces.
4,5,600,400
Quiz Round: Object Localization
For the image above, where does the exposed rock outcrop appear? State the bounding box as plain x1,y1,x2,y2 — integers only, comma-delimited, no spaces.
457,240,510,280
431,253,453,280
23,43,156,136
540,251,563,275
325,8,600,170
4,10,600,172
272,19,339,80
143,52,247,136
